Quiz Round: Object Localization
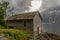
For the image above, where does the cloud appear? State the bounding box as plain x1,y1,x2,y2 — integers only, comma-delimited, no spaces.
8,0,42,13
0,0,33,15
28,0,42,12
40,0,60,12
6,0,33,14
1,0,60,14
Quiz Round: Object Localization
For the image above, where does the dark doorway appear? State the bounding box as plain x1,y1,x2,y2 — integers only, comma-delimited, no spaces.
24,21,26,27
9,26,14,29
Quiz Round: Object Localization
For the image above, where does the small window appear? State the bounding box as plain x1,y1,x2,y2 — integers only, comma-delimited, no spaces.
37,27,39,34
24,21,26,27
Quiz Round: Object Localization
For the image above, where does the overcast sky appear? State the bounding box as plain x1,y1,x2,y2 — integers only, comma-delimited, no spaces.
8,0,32,14
40,0,60,12
9,0,60,13
1,0,60,14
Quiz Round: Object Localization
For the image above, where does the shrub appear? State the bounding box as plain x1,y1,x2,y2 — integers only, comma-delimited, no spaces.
0,29,29,40
0,25,4,29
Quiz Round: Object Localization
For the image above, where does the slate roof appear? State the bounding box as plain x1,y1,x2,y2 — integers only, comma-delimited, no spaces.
7,11,41,20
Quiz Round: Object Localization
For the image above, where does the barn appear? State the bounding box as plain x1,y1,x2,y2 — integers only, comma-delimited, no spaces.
6,11,42,40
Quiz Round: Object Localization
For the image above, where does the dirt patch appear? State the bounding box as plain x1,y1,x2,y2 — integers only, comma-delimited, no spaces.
0,34,8,40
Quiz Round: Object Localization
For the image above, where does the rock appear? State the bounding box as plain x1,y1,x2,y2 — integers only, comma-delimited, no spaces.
0,34,8,40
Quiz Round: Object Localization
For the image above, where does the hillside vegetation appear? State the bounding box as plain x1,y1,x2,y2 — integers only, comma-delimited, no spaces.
0,29,29,40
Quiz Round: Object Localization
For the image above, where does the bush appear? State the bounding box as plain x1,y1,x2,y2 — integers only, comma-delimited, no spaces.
0,29,29,40
0,25,4,29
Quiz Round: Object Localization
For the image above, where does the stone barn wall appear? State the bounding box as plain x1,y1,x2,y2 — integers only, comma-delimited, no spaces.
7,20,33,32
33,13,42,40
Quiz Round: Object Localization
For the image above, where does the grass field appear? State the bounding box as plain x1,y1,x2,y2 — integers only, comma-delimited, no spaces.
0,29,29,40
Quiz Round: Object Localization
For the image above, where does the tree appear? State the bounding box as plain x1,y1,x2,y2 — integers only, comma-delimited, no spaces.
0,1,9,26
8,7,15,16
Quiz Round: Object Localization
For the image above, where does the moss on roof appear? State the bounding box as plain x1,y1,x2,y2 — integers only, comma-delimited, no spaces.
7,11,40,20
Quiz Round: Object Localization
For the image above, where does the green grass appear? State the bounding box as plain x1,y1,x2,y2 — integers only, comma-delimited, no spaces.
0,29,29,40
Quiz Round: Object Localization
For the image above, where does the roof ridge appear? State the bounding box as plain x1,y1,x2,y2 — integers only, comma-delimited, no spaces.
7,11,39,20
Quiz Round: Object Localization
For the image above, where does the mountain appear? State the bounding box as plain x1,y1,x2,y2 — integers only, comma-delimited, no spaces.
41,6,60,23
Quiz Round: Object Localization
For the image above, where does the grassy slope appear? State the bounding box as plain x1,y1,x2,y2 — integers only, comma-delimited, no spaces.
0,29,29,40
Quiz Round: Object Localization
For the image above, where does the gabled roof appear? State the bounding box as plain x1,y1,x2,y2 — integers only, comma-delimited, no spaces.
7,11,42,20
